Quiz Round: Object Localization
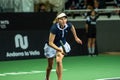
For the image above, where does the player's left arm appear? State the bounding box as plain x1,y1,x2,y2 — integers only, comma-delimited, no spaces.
71,25,82,45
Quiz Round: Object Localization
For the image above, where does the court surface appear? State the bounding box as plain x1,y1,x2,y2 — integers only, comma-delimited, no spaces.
0,54,120,80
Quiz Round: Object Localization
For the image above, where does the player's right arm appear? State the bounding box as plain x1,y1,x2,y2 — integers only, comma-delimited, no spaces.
85,16,90,33
85,23,88,33
48,32,63,53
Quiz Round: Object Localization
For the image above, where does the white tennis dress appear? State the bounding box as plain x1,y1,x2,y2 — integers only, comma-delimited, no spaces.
44,42,71,58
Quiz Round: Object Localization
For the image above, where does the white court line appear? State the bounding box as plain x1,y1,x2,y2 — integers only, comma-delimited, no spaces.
0,69,67,77
96,77,120,80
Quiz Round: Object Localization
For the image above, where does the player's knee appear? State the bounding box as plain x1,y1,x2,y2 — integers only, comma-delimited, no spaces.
56,60,62,64
47,66,53,70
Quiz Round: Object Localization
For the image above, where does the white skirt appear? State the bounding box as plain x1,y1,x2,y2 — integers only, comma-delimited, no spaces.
44,42,71,58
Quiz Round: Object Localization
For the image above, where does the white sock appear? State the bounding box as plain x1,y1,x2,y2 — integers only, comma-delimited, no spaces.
88,48,92,54
91,47,95,54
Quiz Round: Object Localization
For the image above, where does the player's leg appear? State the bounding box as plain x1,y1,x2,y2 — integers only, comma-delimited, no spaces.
91,38,96,55
87,28,93,56
91,29,96,55
88,38,92,55
56,51,64,80
46,58,54,80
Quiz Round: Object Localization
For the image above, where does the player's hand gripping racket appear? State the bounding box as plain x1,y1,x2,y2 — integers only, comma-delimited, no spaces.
60,40,66,55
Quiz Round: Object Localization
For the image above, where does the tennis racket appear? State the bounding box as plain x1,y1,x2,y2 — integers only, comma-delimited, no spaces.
60,40,66,55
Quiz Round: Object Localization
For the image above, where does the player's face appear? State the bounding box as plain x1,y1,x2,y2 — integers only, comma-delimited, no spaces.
91,11,95,16
58,17,67,27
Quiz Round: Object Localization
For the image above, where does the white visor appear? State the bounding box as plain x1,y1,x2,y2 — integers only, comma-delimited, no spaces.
56,13,67,19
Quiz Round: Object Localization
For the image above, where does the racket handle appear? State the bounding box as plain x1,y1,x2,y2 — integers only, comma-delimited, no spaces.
60,40,66,55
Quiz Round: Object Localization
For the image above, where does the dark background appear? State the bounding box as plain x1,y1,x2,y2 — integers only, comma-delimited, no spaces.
0,12,120,61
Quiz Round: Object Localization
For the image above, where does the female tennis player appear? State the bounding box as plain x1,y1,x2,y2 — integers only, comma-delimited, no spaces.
44,12,82,80
85,10,99,56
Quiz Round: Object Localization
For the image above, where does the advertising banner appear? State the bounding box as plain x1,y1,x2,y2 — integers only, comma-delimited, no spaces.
0,12,56,61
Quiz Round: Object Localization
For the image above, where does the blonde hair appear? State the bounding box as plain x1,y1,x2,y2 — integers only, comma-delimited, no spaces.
53,18,58,23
